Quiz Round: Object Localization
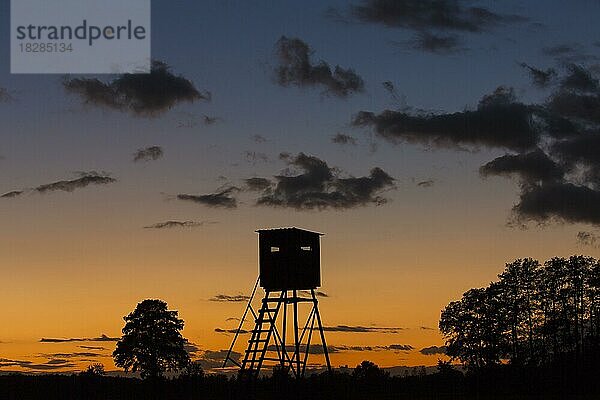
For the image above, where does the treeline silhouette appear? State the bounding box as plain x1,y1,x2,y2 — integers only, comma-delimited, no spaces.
1,255,599,399
1,357,598,400
440,256,600,368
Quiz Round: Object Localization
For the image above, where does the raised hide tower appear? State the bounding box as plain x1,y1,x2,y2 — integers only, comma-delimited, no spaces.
258,228,322,290
222,227,331,378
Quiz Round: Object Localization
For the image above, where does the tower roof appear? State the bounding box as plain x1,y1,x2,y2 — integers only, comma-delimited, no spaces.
255,227,324,236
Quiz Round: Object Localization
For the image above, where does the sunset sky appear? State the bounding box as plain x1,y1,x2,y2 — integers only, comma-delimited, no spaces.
2,0,600,374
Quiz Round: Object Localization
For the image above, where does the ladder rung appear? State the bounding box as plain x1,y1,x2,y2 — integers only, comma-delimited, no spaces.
260,357,305,363
255,318,274,323
249,338,269,343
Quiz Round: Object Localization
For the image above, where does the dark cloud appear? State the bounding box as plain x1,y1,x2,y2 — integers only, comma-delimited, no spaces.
209,294,251,302
576,231,600,247
419,345,447,355
79,345,106,351
214,328,249,334
255,153,395,210
551,134,600,185
331,133,357,145
245,177,273,192
133,146,163,162
39,352,103,359
351,0,525,33
353,86,539,152
275,36,364,98
1,190,24,198
0,87,14,103
542,44,578,57
387,344,414,351
196,349,241,370
63,60,209,117
252,134,267,143
177,186,239,209
548,91,600,124
512,183,600,226
519,63,556,88
382,81,402,102
479,149,564,185
243,151,270,164
542,44,598,64
0,358,76,371
360,63,600,227
322,325,403,333
419,326,436,331
40,334,118,343
264,343,413,354
399,32,464,54
298,290,329,298
184,341,201,356
266,344,335,355
144,220,217,229
560,64,599,92
6,172,117,196
417,179,435,188
203,115,222,125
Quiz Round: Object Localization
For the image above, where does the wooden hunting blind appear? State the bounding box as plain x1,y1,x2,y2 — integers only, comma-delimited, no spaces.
257,227,322,290
223,227,331,378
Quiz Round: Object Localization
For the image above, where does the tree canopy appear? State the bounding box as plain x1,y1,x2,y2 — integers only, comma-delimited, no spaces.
113,299,190,378
440,256,600,369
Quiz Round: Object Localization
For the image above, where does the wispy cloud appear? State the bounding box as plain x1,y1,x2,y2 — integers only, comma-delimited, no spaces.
243,151,270,165
419,345,447,355
196,349,241,369
35,172,116,193
417,179,435,188
0,87,14,103
322,325,403,334
519,63,556,88
214,328,250,334
40,334,118,343
133,146,164,162
144,220,217,229
577,231,600,247
2,172,116,198
396,32,465,54
177,186,240,209
209,294,250,302
0,358,76,371
1,190,24,198
331,133,357,146
251,135,267,143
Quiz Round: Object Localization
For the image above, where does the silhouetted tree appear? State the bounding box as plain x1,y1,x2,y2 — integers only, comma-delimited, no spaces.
82,363,105,376
113,299,190,379
441,255,600,370
352,360,388,382
440,285,508,369
497,258,541,364
182,361,204,379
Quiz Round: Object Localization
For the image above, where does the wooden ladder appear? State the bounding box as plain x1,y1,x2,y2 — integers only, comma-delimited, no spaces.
241,291,285,374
